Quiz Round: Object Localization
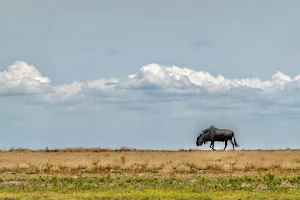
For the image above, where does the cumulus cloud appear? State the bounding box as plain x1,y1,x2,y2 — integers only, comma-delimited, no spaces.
42,78,119,103
0,61,51,95
2,61,300,116
117,64,197,91
115,64,300,95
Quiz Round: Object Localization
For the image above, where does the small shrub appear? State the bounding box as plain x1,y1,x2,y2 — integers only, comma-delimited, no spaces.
290,176,300,184
120,156,126,164
27,163,40,174
185,162,197,169
244,163,255,171
204,163,222,171
80,169,89,173
189,167,197,174
229,162,237,171
42,162,54,173
90,160,100,173
265,173,274,181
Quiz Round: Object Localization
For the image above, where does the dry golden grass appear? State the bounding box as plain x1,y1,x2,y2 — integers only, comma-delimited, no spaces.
1,148,300,178
1,148,300,200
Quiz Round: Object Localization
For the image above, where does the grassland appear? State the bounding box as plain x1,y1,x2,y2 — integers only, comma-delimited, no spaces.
0,148,300,199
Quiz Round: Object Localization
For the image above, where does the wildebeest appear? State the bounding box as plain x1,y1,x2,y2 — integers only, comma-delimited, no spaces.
196,125,239,150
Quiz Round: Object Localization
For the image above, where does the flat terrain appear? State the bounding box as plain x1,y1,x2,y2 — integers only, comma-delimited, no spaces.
0,148,300,199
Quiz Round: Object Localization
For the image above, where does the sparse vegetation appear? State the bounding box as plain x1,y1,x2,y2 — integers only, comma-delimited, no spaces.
0,148,300,199
0,174,300,199
1,148,300,175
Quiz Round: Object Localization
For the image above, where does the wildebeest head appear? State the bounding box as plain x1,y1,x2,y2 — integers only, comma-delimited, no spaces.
196,125,215,146
196,133,206,146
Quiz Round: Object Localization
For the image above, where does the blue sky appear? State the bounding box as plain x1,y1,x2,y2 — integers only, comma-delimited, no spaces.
1,1,300,150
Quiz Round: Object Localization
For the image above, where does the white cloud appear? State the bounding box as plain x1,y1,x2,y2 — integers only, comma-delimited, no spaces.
0,61,51,95
115,64,300,94
42,78,119,103
117,64,196,90
2,61,300,117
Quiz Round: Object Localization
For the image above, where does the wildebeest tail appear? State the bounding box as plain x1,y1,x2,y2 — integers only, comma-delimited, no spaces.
232,132,239,147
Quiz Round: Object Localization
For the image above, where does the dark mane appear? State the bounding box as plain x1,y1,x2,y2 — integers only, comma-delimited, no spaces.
202,125,216,135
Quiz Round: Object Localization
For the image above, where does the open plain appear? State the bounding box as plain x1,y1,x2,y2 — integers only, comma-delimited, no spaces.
0,148,300,199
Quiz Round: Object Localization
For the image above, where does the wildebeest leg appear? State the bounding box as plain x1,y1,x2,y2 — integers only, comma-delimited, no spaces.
210,141,216,151
229,139,235,150
224,140,228,150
